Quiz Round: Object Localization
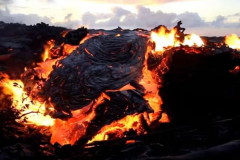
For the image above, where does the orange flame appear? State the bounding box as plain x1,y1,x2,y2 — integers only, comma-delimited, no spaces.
42,39,55,61
225,34,240,50
151,26,204,54
151,27,177,52
0,73,54,126
34,58,60,79
183,34,204,47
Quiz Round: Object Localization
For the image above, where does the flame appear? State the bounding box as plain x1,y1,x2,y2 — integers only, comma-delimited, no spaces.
225,34,240,50
0,73,54,126
183,34,204,47
42,39,55,61
151,27,177,52
151,26,204,54
34,58,60,79
0,31,80,128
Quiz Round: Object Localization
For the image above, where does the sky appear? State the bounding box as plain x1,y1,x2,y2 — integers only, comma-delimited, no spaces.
0,0,240,36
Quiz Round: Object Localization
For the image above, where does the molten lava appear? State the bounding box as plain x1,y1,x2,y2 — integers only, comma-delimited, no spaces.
51,93,110,146
0,26,206,146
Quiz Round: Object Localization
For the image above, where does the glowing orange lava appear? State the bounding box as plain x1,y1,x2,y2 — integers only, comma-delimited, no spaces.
51,93,110,146
0,27,206,146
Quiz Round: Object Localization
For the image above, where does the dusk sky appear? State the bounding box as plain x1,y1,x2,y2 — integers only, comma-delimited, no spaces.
0,0,240,36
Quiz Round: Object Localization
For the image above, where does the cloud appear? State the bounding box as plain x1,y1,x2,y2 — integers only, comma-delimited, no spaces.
40,0,54,3
0,5,239,36
65,13,73,21
81,0,194,5
211,15,226,27
0,0,13,6
0,8,52,25
228,12,240,17
80,5,206,29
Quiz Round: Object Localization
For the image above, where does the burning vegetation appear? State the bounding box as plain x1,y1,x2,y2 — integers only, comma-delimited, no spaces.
0,21,240,159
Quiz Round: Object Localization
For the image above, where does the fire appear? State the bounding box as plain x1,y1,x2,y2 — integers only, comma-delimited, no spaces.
42,39,55,61
0,73,54,126
225,34,240,50
34,58,60,79
151,27,177,52
151,26,204,54
0,29,89,130
183,34,204,47
1,28,171,146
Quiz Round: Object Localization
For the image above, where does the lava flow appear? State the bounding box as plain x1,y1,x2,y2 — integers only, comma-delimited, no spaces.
0,25,222,147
